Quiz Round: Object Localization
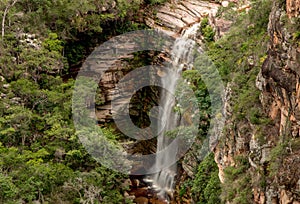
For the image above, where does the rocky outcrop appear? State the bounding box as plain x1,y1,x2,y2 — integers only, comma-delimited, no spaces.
92,0,235,202
287,0,300,18
145,0,232,39
96,0,231,124
214,0,300,203
261,0,300,140
258,1,300,203
145,0,218,33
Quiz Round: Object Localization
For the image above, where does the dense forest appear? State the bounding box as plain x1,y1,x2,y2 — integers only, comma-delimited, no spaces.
0,0,299,204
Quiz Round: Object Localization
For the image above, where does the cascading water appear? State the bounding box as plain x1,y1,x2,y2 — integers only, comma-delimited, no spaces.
149,23,201,202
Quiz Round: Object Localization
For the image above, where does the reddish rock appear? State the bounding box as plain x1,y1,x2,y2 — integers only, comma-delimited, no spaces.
134,197,149,204
129,187,148,197
149,198,168,204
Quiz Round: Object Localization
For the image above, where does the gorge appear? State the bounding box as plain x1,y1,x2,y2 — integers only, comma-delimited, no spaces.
0,0,300,203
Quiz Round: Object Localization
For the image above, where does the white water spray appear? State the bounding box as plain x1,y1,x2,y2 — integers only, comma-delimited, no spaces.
150,23,201,202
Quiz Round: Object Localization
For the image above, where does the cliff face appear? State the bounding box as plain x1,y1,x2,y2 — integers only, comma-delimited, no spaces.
260,1,300,202
262,0,300,137
94,0,300,203
214,0,300,203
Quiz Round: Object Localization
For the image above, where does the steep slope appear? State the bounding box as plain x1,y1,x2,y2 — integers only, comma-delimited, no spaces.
213,0,300,203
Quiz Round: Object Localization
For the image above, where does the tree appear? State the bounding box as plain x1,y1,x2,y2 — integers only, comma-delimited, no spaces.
1,0,19,39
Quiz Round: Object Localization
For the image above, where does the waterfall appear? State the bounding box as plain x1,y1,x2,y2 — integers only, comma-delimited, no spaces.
149,23,201,202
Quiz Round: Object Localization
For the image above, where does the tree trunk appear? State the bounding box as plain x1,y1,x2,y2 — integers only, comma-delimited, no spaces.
1,0,18,39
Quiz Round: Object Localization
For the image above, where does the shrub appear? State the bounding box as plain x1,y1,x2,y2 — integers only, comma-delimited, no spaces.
191,153,221,203
221,156,252,204
200,18,215,42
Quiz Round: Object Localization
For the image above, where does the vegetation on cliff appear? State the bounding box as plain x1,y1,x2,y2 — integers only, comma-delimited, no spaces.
0,0,152,203
1,0,299,203
203,0,300,203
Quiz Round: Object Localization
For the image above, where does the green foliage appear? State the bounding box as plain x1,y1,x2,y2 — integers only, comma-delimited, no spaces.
182,69,211,135
0,142,130,203
248,0,272,30
0,0,154,203
0,63,129,202
221,156,252,204
203,172,222,204
205,0,271,130
43,32,64,53
203,8,274,203
207,0,271,78
0,172,18,203
115,20,148,33
1,0,146,68
64,42,86,66
293,31,300,45
216,1,237,20
179,179,192,198
144,0,168,5
268,141,288,177
293,31,300,40
200,17,209,30
199,18,215,42
63,166,128,204
191,153,221,204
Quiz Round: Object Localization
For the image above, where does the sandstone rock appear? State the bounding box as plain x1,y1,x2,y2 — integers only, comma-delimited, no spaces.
181,159,195,178
215,18,233,38
96,0,230,126
124,191,136,201
157,12,186,30
149,198,168,204
145,0,219,33
130,187,148,197
134,196,149,204
11,97,21,104
0,93,6,98
286,0,300,18
222,1,229,7
260,147,271,164
54,148,65,160
131,179,140,187
256,70,266,91
210,1,300,204
266,187,278,204
3,84,10,88
280,189,293,204
122,179,132,188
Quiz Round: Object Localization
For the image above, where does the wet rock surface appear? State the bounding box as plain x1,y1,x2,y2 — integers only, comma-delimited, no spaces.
125,177,170,204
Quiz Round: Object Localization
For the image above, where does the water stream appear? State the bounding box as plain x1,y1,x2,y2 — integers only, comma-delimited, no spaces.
149,23,201,202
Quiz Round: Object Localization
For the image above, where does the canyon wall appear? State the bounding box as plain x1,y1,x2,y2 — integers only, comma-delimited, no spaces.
94,0,300,203
214,0,300,203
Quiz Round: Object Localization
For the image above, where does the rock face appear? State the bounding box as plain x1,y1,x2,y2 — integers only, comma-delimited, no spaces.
145,0,231,38
261,0,300,142
214,0,300,203
145,0,219,32
94,0,299,203
93,1,232,202
95,0,232,125
287,0,300,18
259,1,300,202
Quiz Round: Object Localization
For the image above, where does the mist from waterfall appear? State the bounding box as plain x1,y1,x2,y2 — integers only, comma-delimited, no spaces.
150,23,201,202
